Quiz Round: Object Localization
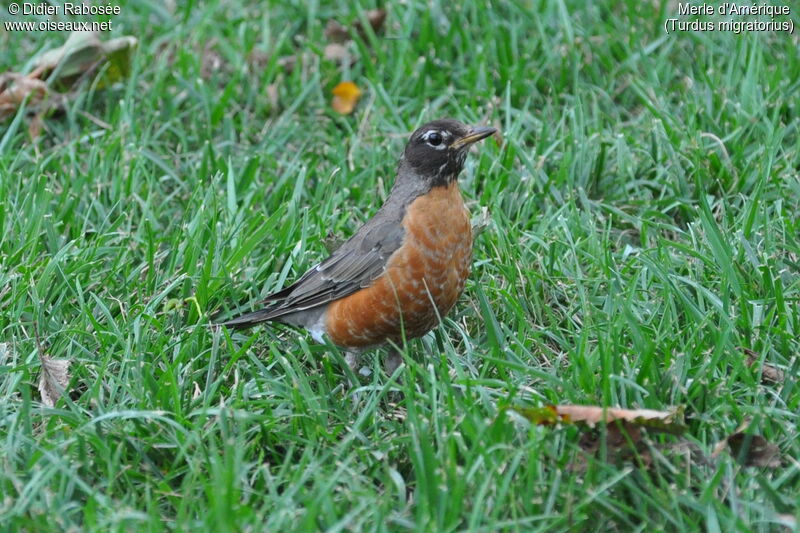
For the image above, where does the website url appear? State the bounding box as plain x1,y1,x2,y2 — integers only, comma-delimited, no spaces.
4,20,113,31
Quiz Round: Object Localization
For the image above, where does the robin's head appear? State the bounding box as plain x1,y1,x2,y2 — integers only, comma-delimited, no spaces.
401,119,496,187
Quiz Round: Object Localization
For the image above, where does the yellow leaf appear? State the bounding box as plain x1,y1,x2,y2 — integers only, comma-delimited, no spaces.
331,81,362,115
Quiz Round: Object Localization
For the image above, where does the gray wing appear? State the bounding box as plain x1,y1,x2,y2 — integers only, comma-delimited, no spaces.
273,219,405,309
219,217,405,328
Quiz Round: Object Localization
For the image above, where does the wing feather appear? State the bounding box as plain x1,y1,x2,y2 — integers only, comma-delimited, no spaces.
220,218,405,327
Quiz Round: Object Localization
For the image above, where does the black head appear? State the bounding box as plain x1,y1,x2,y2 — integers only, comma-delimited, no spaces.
402,119,496,187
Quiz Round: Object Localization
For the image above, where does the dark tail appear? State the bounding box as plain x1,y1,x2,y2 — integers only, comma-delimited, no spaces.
217,307,279,329
217,281,300,329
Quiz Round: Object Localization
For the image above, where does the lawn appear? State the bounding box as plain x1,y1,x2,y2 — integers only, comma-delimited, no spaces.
1,1,798,531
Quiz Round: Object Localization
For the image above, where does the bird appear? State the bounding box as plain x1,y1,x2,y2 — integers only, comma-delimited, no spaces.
219,118,496,374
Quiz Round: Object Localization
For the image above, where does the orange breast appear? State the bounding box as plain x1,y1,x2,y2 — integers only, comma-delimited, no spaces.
325,182,473,348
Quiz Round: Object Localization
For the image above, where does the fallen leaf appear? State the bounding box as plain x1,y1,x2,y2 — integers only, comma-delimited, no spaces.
324,43,349,64
325,19,351,44
32,30,137,90
570,422,651,470
0,74,49,120
354,9,388,41
514,404,686,435
743,347,784,384
712,431,782,468
508,404,688,470
28,112,45,140
325,9,387,44
34,323,72,407
1,31,137,134
728,433,781,468
331,81,362,115
277,54,298,72
38,356,71,407
711,419,782,469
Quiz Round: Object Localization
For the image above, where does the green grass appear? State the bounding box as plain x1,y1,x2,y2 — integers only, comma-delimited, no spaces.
1,0,799,531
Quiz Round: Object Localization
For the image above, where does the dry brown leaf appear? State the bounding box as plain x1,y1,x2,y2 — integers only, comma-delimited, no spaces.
515,404,686,434
324,43,349,64
0,74,48,119
711,419,782,469
514,404,685,471
586,422,643,448
509,404,688,470
28,112,45,140
355,9,388,40
325,20,351,43
34,324,71,407
38,355,71,407
727,433,781,468
331,81,362,115
277,54,298,72
570,433,715,473
367,9,388,31
564,420,661,473
743,347,785,384
325,8,387,44
712,431,782,468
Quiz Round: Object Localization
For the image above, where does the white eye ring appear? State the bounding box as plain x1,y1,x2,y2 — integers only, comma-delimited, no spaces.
422,130,449,150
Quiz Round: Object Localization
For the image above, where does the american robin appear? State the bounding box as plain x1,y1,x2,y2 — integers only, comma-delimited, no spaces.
220,118,496,373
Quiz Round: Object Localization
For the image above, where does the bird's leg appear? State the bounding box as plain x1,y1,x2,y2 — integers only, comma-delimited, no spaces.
384,347,403,377
345,348,403,378
344,351,361,372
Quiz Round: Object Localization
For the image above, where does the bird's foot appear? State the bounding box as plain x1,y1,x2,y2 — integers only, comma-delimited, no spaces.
344,351,360,371
344,351,372,377
384,348,403,377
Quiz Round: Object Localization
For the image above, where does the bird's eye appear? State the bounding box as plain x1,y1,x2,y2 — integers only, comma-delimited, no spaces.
426,132,443,146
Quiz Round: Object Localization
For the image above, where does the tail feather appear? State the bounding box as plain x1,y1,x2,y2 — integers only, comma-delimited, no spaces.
217,307,280,329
